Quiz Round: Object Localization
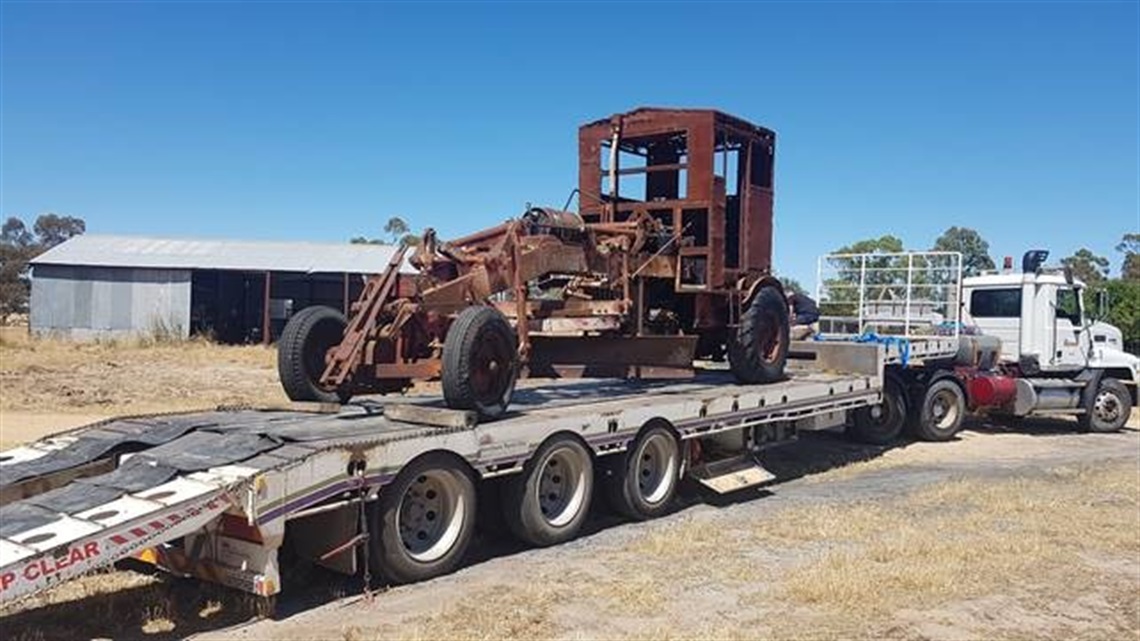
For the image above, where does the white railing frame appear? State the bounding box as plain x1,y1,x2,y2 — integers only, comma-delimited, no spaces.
815,251,963,341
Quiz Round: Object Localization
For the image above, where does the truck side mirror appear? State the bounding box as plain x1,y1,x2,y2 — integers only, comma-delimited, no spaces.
1094,289,1109,320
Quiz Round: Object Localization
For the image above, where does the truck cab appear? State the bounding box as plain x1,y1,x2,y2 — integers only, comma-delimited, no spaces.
962,250,1139,414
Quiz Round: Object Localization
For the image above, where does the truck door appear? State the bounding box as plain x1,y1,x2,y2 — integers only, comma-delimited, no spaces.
967,287,1021,362
1052,286,1085,366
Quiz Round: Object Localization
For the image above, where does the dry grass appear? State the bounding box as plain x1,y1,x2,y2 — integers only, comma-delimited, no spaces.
755,463,1140,638
0,569,267,641
394,583,562,641
0,331,284,420
582,574,667,616
478,461,1136,641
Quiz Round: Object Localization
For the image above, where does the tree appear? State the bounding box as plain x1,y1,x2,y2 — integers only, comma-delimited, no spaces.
0,213,87,323
2,217,34,249
932,226,995,277
351,217,416,246
1116,233,1140,281
383,217,410,245
1093,279,1140,352
781,276,807,296
1061,248,1110,285
835,235,905,255
822,235,907,322
33,214,85,247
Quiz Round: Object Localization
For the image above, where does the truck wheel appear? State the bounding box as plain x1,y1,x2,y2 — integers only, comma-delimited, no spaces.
1079,378,1132,433
913,379,966,441
371,453,477,584
728,285,790,384
603,424,680,520
850,376,907,445
277,305,351,403
503,435,594,547
442,306,518,420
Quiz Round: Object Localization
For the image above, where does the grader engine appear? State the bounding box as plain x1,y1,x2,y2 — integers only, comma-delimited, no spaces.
278,108,789,419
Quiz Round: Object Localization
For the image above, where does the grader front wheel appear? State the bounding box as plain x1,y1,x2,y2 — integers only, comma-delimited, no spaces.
441,306,519,420
277,305,351,403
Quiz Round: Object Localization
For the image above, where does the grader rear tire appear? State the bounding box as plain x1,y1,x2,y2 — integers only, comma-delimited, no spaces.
277,305,350,403
728,284,790,384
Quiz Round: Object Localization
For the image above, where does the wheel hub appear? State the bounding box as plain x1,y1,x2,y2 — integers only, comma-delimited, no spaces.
1094,391,1122,423
536,448,586,528
472,334,512,404
930,389,959,429
636,433,676,504
397,471,465,562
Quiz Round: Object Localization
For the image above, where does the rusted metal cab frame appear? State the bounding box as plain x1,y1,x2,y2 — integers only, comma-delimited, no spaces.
578,108,778,355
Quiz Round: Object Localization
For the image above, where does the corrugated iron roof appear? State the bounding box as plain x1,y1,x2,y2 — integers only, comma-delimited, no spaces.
30,234,412,274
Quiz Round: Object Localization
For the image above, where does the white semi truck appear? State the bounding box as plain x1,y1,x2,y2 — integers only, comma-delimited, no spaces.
961,250,1137,430
817,249,1137,445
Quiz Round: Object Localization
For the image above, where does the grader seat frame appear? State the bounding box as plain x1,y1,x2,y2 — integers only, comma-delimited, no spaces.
278,108,790,419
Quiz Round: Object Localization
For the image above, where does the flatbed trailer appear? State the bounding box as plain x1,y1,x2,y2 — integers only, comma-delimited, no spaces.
0,338,957,609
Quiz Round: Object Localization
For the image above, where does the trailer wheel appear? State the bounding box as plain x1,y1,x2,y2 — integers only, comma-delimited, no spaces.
442,306,518,420
913,379,965,441
728,284,790,384
371,453,477,584
278,305,351,403
503,435,594,547
1079,378,1132,433
850,376,907,445
603,424,680,520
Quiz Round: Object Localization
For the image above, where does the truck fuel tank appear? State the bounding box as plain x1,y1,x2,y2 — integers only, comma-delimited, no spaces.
967,374,1017,409
1013,378,1083,416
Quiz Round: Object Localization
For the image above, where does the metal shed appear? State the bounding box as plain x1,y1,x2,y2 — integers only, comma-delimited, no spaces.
29,235,405,343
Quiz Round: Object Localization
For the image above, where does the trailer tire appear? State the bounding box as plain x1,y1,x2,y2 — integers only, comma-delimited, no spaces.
503,435,594,547
913,379,966,441
728,284,790,384
277,305,351,403
371,453,477,584
1079,378,1132,433
850,376,907,445
442,306,518,420
603,424,680,520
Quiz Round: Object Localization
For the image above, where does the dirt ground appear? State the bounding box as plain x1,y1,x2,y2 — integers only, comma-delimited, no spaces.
1,335,1138,641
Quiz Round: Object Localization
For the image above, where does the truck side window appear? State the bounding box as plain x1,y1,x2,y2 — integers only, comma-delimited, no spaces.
970,288,1021,317
1056,287,1081,325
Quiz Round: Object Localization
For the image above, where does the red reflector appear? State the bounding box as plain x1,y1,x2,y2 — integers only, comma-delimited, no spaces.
219,513,264,544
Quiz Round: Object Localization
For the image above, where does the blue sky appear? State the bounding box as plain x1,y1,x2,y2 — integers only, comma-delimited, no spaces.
1,1,1137,287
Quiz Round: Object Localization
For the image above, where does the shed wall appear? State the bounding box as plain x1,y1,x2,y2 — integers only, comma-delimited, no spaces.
30,265,192,340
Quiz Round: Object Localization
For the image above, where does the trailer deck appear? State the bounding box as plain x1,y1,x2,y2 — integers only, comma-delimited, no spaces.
0,339,951,607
